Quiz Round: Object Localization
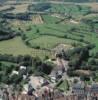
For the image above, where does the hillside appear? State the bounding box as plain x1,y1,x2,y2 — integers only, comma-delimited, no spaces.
0,1,98,99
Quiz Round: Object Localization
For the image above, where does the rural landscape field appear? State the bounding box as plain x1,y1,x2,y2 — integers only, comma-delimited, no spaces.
0,1,98,59
0,0,98,100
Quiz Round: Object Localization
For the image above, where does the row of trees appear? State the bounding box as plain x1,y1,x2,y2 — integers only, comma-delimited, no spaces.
28,3,51,12
2,13,30,20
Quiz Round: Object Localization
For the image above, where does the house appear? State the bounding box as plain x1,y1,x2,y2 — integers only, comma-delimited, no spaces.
91,84,98,94
90,84,98,100
19,66,27,76
0,89,3,100
12,70,19,75
50,76,56,83
20,66,26,70
41,80,50,87
29,76,44,90
72,82,85,95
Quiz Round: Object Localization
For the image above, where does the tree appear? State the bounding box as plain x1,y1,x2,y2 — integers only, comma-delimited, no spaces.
44,56,49,60
68,55,81,69
20,55,32,66
38,62,53,75
21,34,26,40
36,29,40,33
88,58,96,65
9,74,23,84
80,48,89,61
27,67,34,75
80,75,90,81
1,75,9,84
73,79,78,84
33,57,42,66
5,65,14,75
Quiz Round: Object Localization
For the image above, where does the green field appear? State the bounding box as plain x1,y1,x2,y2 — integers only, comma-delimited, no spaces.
57,80,69,92
2,14,98,57
29,3,90,18
0,37,51,59
24,20,91,49
0,3,98,58
29,35,79,49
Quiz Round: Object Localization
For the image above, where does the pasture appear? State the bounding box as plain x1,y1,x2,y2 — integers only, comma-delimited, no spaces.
9,13,98,54
0,3,98,58
0,37,51,59
11,4,29,14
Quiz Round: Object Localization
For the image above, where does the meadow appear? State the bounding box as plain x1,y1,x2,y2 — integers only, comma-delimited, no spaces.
0,3,98,59
0,37,51,59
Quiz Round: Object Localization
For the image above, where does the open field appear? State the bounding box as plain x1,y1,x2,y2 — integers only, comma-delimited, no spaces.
32,15,43,24
24,22,86,48
0,5,12,11
11,4,29,14
81,3,98,11
0,3,98,58
50,4,90,16
9,13,98,53
29,35,78,49
29,3,90,19
0,37,51,59
0,4,29,14
23,17,92,48
57,80,69,92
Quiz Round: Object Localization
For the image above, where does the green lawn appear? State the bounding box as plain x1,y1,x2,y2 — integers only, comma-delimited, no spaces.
57,80,69,92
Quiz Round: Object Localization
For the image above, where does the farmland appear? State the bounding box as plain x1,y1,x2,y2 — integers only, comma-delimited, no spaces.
1,1,98,99
0,2,98,59
0,37,51,59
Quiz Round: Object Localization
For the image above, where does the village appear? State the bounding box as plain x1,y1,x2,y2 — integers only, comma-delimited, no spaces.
0,50,98,100
0,0,98,100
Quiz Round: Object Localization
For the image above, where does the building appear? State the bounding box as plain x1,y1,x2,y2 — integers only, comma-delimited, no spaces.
72,82,87,100
90,84,98,100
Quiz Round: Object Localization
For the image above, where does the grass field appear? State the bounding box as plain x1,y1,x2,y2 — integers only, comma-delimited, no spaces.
29,35,79,49
57,80,69,92
11,4,29,14
0,3,98,59
10,14,98,52
50,4,90,16
0,37,51,59
0,5,12,11
41,15,61,24
24,19,93,48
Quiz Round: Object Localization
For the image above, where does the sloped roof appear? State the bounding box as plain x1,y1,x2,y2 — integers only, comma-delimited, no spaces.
73,83,85,89
91,84,98,93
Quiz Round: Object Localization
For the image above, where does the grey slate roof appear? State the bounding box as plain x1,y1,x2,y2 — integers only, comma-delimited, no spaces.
91,84,98,93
